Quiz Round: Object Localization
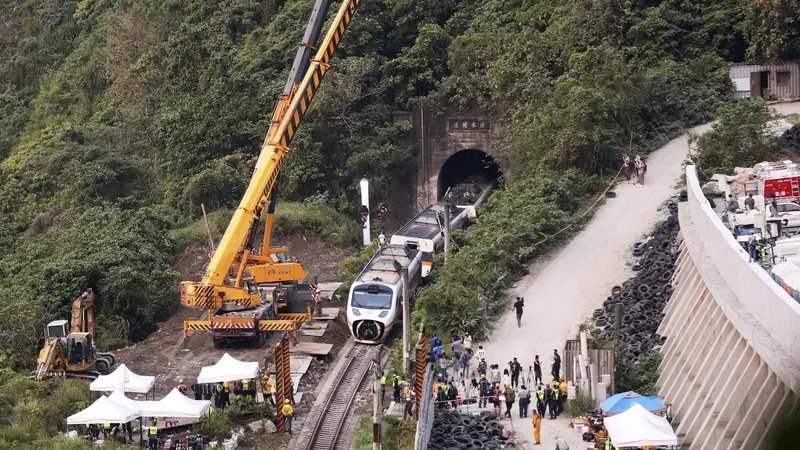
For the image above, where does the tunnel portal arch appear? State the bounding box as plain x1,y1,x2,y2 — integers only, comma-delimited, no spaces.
436,149,503,199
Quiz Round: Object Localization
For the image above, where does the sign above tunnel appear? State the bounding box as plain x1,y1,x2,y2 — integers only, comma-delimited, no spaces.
449,119,490,131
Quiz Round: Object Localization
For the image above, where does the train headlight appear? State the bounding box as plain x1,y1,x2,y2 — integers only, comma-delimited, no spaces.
351,308,361,316
378,311,388,318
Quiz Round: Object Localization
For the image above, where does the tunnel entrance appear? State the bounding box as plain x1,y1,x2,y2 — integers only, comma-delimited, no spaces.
437,149,502,198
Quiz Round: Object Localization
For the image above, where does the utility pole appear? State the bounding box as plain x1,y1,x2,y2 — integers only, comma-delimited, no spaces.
373,358,383,450
402,267,411,374
443,202,451,265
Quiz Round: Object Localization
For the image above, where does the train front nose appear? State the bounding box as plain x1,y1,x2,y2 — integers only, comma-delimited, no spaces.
353,320,385,342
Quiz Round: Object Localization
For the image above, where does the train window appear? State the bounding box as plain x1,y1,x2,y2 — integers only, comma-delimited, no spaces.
352,288,393,310
406,242,419,250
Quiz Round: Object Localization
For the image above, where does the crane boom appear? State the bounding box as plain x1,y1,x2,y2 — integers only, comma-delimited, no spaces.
181,0,362,310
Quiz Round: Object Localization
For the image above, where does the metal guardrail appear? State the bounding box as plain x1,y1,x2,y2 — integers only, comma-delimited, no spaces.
414,362,435,450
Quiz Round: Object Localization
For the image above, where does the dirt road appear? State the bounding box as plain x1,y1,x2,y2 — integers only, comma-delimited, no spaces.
478,124,708,447
479,102,800,448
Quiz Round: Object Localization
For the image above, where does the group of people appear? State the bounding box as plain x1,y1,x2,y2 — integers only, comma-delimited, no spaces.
622,153,647,186
380,371,417,420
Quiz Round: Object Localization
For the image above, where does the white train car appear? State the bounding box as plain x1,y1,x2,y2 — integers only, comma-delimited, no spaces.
347,244,422,343
390,202,469,251
449,182,495,219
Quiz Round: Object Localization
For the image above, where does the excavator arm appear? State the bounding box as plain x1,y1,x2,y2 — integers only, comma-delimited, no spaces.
181,0,363,310
70,289,95,335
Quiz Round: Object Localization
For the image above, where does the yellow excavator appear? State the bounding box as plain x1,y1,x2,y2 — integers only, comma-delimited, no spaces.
32,289,115,384
180,0,362,346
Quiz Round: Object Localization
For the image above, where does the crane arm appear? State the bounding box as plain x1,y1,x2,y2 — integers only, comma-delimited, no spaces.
181,0,363,309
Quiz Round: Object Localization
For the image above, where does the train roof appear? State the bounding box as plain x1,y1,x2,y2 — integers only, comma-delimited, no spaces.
395,202,465,240
355,244,420,286
449,182,494,207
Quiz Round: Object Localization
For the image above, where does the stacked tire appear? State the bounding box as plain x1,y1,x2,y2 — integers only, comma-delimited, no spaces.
428,410,514,450
592,195,682,362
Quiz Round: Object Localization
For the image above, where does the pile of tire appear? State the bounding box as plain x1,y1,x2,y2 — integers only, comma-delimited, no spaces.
591,194,683,362
428,410,514,450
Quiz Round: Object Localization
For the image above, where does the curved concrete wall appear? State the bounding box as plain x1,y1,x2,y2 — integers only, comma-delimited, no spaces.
657,166,800,449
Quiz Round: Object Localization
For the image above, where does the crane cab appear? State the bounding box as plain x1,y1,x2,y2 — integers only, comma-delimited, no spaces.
65,332,96,367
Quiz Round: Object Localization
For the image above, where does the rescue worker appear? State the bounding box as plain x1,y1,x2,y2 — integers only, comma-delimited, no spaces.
503,383,515,418
479,374,490,408
532,410,542,445
178,379,188,396
478,356,487,376
535,384,546,417
262,375,274,406
433,378,444,395
147,420,158,450
215,382,224,408
223,380,231,407
380,372,388,399
392,373,402,403
103,423,111,440
605,438,614,450
550,382,561,419
437,382,450,409
403,387,415,420
242,378,251,399
281,399,294,433
559,377,568,412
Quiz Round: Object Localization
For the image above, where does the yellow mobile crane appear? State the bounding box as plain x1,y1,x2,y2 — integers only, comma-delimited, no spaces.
181,0,362,347
32,289,115,384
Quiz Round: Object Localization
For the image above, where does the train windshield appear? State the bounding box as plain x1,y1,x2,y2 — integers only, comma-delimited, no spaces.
351,287,393,310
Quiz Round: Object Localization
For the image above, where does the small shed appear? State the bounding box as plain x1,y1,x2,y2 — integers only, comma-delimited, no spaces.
730,62,800,101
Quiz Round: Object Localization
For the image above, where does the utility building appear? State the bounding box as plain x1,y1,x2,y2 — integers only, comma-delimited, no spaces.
730,62,800,101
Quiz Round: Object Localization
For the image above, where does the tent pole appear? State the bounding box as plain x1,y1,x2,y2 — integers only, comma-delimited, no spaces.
139,417,143,448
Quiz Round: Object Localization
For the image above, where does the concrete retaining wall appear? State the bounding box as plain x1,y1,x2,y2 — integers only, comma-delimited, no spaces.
657,165,800,449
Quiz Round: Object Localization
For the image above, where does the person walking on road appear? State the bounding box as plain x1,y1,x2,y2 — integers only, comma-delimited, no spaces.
281,399,294,433
532,410,542,445
518,385,530,418
501,369,511,392
635,155,645,186
510,357,522,388
513,297,524,327
503,384,515,418
493,384,502,417
533,355,542,384
622,154,631,183
552,350,561,380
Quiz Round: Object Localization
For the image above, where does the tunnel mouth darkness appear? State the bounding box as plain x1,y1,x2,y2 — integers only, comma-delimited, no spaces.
437,149,502,198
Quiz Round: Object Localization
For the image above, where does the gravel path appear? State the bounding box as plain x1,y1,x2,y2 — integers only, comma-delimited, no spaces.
477,124,707,449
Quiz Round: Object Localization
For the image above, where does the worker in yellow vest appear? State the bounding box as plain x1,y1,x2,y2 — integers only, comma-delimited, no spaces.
281,399,294,434
178,379,188,396
380,372,387,399
147,420,158,450
605,438,614,450
262,375,274,406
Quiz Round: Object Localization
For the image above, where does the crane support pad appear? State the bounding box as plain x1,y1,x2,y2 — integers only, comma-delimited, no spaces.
258,320,297,331
277,312,311,322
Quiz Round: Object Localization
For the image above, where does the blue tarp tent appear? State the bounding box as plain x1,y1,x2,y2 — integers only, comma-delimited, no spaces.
602,391,666,416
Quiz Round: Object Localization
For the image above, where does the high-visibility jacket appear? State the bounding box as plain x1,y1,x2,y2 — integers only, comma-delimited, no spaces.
263,381,272,394
392,376,401,387
281,404,294,417
104,423,110,430
216,383,224,393
148,426,158,436
380,376,387,386
242,379,250,390
605,440,613,450
536,389,545,401
552,388,560,401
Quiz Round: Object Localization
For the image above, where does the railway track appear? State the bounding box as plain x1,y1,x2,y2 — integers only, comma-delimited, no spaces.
302,344,379,450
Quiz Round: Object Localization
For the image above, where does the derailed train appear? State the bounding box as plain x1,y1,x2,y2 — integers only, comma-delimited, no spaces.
347,182,494,343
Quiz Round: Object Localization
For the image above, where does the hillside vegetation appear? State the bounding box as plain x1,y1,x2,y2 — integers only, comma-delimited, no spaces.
0,0,797,445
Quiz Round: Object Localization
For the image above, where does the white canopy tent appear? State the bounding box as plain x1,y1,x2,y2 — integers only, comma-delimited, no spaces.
67,395,139,425
90,364,156,395
604,403,678,447
197,353,259,384
108,389,154,414
139,388,211,418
